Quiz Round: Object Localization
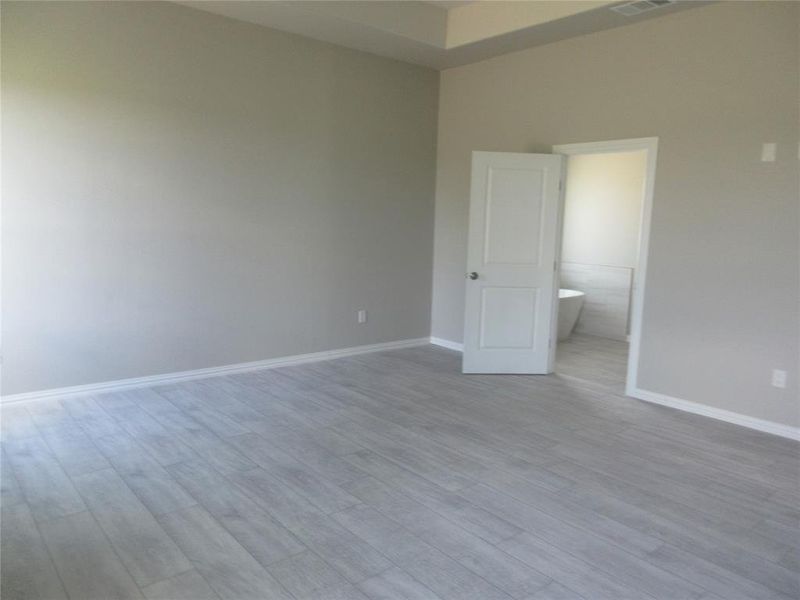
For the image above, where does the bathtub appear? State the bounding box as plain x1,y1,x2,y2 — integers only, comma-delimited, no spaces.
557,288,585,341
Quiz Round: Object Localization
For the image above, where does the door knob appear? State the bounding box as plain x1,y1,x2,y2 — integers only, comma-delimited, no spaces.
467,272,479,280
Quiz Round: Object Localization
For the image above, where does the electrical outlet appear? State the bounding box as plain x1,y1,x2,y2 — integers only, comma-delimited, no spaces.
761,142,776,162
357,309,367,324
771,369,787,389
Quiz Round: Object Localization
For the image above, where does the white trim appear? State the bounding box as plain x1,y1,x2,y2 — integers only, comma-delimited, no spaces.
547,156,569,372
430,337,464,352
428,333,798,440
1,338,429,405
630,387,800,441
11,332,795,441
551,137,658,397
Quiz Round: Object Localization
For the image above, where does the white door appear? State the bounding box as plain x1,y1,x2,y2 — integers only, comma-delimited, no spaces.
462,151,564,374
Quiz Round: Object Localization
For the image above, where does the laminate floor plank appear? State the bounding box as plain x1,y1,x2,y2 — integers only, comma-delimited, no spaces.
156,505,293,600
156,384,253,437
332,502,513,600
461,483,706,599
1,446,25,508
39,510,144,599
259,426,369,485
142,407,256,474
343,449,523,545
1,405,39,441
2,338,796,599
92,432,199,516
25,399,79,436
0,502,69,600
549,455,798,561
3,435,86,522
337,496,550,599
288,511,394,583
140,570,220,600
499,531,655,600
166,458,304,566
38,426,111,477
72,468,193,586
62,396,127,439
331,420,475,492
266,550,350,598
227,432,361,514
358,566,443,600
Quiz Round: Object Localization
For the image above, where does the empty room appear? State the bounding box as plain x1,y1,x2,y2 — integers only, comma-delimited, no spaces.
1,1,798,599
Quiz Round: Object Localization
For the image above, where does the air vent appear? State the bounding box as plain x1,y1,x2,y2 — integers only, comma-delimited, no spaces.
611,0,675,17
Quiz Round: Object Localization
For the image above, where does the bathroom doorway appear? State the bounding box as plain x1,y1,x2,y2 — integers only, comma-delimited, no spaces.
552,138,658,396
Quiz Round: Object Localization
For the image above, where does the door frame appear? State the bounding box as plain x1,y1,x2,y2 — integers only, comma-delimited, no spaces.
552,137,658,397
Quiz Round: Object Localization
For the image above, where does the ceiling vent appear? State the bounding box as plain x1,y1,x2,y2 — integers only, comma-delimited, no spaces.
611,0,675,17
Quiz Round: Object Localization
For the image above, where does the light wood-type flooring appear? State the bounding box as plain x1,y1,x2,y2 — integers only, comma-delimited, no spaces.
2,334,798,599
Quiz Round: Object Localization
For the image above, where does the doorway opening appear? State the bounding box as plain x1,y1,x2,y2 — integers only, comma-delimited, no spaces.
552,138,658,396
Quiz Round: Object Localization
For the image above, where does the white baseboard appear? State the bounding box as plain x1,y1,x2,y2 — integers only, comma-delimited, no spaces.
429,337,464,352
1,337,429,406
427,337,797,440
6,335,796,442
427,339,798,440
630,387,800,441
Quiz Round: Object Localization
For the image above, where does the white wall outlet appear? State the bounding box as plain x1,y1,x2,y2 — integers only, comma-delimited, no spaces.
357,309,367,324
761,142,776,162
771,369,787,389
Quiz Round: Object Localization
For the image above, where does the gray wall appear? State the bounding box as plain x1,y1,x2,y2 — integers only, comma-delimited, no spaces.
432,1,799,427
2,1,438,395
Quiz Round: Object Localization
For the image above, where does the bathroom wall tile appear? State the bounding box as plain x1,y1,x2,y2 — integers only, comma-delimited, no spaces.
560,263,633,341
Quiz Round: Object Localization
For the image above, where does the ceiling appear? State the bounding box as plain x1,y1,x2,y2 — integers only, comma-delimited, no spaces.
176,0,711,70
422,1,476,9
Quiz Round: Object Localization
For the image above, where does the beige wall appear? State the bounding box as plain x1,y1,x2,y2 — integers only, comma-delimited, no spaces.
562,151,646,268
279,1,448,47
432,1,799,426
2,1,438,395
445,1,615,48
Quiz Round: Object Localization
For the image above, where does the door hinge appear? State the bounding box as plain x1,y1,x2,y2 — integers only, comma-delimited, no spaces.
558,180,563,192
553,260,557,271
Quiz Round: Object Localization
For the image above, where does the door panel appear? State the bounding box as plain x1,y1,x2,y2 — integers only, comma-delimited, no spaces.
484,167,544,265
479,287,538,349
463,151,564,374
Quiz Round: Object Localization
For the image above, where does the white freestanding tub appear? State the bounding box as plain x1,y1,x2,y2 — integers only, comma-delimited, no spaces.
557,288,585,341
